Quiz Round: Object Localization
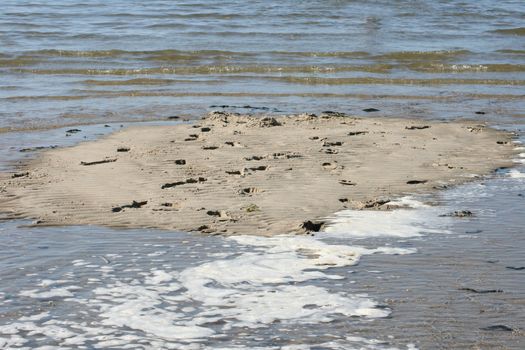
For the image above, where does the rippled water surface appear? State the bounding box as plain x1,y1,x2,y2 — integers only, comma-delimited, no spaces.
1,1,525,349
1,0,524,129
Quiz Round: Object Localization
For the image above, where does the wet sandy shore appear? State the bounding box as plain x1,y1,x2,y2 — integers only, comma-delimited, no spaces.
0,112,516,235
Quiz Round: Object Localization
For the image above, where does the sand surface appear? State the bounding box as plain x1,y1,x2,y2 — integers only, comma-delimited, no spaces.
0,112,516,235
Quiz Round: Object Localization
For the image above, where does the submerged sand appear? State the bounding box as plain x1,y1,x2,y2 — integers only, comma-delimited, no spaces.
0,112,516,235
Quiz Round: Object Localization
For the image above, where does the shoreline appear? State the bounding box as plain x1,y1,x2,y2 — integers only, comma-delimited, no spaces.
0,112,517,236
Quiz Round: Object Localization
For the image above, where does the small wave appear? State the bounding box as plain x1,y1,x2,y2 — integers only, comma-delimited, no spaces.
0,58,39,67
29,49,253,59
375,50,471,60
269,50,371,58
6,91,524,103
492,27,525,36
25,49,372,61
497,49,525,54
83,78,179,86
408,63,525,73
13,64,393,75
271,76,525,86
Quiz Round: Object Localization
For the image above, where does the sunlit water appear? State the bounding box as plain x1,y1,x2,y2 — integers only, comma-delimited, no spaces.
1,1,525,349
0,0,524,130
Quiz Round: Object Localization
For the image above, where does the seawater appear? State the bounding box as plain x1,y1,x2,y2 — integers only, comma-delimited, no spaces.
0,0,524,130
1,1,525,349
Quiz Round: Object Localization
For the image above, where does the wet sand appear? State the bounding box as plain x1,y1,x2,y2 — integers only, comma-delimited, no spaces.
0,112,516,235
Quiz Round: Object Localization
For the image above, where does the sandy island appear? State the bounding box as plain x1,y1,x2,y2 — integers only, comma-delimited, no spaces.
0,112,516,235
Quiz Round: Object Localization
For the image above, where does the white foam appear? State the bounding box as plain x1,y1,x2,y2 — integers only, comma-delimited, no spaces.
509,169,525,178
4,198,437,348
324,197,448,238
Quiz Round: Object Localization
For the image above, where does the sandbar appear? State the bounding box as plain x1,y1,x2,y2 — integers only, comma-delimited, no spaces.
0,112,516,235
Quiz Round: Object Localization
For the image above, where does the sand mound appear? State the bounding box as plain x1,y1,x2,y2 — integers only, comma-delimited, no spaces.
0,112,515,235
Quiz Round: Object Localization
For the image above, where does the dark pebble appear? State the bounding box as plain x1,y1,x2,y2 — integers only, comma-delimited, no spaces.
406,180,428,185
301,220,325,232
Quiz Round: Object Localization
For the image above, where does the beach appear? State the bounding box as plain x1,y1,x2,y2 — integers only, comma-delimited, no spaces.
0,112,516,235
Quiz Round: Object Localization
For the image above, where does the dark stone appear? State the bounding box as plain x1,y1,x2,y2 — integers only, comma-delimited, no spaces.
405,125,430,130
506,266,525,271
339,180,356,186
362,108,380,112
117,147,130,152
348,131,369,136
323,141,343,147
363,199,391,208
301,220,325,232
167,116,180,120
129,200,147,208
475,111,486,115
80,158,117,166
66,129,82,134
244,155,264,161
406,180,428,185
249,165,267,171
175,159,186,165
12,172,29,179
161,181,186,189
259,117,281,127
113,200,147,212
201,127,211,132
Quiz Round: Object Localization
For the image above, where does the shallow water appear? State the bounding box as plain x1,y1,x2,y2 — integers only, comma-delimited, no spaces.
1,0,524,130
